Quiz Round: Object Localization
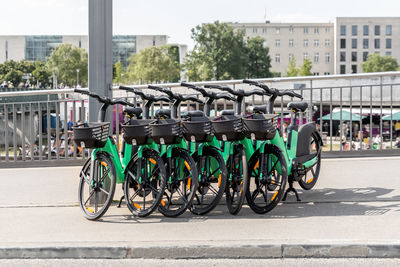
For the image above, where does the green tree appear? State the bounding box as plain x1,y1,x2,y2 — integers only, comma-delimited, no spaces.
0,60,43,87
185,21,247,81
245,37,271,78
32,61,52,86
300,58,313,76
46,44,88,86
127,45,180,84
113,61,126,84
361,54,399,73
286,57,300,77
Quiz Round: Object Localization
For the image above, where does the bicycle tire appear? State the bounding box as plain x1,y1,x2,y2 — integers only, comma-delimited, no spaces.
225,145,248,215
78,153,116,220
190,146,227,215
246,146,287,214
124,148,167,217
158,148,198,217
298,133,321,190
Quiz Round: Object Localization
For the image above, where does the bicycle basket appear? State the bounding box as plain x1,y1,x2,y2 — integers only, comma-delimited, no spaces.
122,119,153,145
150,119,183,145
72,122,110,148
182,117,214,142
211,116,244,141
242,114,278,140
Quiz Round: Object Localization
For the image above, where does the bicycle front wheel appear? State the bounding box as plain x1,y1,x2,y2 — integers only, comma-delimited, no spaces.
78,153,116,220
246,146,287,214
124,148,167,217
190,146,227,215
159,148,198,217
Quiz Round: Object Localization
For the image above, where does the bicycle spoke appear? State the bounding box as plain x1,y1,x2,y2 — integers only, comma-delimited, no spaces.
99,168,111,184
176,187,189,205
267,160,279,177
129,189,140,202
148,183,160,195
83,190,95,206
99,187,110,195
208,184,219,195
94,191,98,213
81,171,91,185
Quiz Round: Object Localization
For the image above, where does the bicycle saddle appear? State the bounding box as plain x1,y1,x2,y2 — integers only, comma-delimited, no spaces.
124,107,143,118
220,110,234,116
182,110,204,118
252,105,267,114
155,109,171,118
287,101,308,112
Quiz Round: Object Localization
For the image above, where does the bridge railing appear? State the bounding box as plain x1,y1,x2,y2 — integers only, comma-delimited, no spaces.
1,71,399,166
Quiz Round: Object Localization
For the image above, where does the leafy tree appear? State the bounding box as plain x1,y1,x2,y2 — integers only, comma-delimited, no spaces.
113,61,126,84
286,57,300,77
270,71,282,77
127,45,180,84
361,54,399,73
32,61,52,86
300,58,313,76
46,44,88,86
0,60,46,87
186,21,247,81
245,37,271,78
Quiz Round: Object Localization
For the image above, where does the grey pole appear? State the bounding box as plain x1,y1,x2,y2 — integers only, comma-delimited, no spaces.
88,0,113,123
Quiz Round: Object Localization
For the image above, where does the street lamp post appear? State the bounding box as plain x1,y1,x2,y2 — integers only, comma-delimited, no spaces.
76,69,80,88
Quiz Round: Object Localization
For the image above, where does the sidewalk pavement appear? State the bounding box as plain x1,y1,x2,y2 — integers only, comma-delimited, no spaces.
1,157,400,259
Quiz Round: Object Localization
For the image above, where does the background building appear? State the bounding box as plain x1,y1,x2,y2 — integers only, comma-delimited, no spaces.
228,17,400,75
0,35,178,66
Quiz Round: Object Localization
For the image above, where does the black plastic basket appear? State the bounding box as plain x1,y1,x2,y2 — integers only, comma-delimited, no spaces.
182,118,214,143
150,119,183,145
211,116,244,141
122,119,153,145
242,114,278,140
73,122,110,148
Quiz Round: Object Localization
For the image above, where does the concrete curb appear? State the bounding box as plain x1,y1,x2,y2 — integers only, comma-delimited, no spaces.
1,244,400,259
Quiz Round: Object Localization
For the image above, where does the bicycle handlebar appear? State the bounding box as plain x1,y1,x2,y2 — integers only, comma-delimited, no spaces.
204,84,236,95
278,89,303,99
180,82,208,97
119,85,173,103
243,88,266,97
243,79,302,99
214,93,236,101
181,95,203,103
74,89,136,106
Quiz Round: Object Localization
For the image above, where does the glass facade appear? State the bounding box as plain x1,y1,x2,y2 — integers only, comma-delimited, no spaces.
24,35,63,61
112,35,137,66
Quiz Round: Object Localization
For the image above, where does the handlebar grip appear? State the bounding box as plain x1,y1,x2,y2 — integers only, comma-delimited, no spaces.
243,79,256,85
215,93,235,101
204,84,221,89
111,98,135,107
155,95,173,103
180,82,194,88
148,85,162,90
119,85,135,91
74,89,90,95
183,95,203,103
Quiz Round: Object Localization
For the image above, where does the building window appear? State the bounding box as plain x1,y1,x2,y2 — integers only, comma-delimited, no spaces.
340,39,346,49
340,65,346,74
352,39,357,49
262,28,267,34
152,36,156,46
275,54,280,63
352,52,357,62
275,39,280,47
304,27,308,34
289,27,294,34
324,72,330,75
112,35,137,66
386,51,392,56
78,40,81,48
325,27,330,33
313,72,320,76
386,38,392,49
375,39,380,49
314,53,319,63
375,25,380,35
351,65,357,73
340,52,346,62
304,39,309,47
363,39,369,49
375,51,380,54
276,28,280,34
253,28,258,34
314,28,319,34
352,25,358,36
325,39,330,46
363,25,369,36
314,39,319,47
24,35,63,62
325,53,330,63
304,53,309,60
363,52,369,61
340,25,346,36
289,53,293,61
386,25,392,35
289,39,294,47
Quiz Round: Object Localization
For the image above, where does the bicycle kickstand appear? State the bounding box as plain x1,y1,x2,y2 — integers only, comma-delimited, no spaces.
117,195,125,208
282,178,301,202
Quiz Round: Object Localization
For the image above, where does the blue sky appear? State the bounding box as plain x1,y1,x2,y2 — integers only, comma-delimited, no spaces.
1,0,399,48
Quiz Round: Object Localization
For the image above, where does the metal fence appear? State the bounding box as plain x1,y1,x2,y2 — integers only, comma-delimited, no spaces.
1,71,400,167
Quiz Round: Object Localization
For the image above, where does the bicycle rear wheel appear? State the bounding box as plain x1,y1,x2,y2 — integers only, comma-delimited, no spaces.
298,133,321,190
246,146,287,214
190,146,227,215
225,145,248,215
78,153,116,220
124,148,167,217
159,148,198,217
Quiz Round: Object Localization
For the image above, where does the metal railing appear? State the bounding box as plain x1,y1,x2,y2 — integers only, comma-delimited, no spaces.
1,71,400,167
